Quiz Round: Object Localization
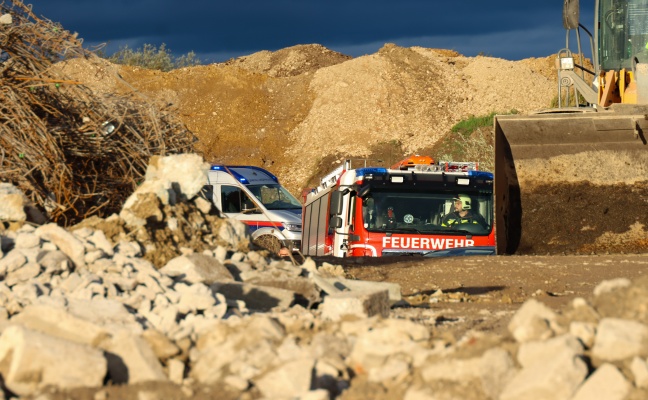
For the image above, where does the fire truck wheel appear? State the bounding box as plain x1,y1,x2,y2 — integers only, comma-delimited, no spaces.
253,235,282,254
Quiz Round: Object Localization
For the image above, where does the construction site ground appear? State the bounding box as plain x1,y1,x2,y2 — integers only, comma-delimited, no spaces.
3,10,648,394
34,253,648,400
57,44,648,334
338,254,648,338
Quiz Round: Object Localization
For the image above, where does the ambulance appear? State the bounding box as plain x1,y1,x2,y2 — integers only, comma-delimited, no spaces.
204,165,302,253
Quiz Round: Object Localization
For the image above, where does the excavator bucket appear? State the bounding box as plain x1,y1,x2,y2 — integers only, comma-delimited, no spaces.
494,104,648,255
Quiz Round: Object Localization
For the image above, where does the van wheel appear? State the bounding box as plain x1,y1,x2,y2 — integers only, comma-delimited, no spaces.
253,235,282,254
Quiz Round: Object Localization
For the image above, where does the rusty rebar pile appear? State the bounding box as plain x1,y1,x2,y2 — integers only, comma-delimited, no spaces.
0,0,197,226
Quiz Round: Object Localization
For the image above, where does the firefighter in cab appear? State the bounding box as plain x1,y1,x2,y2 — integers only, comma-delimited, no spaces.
386,206,397,229
441,194,486,228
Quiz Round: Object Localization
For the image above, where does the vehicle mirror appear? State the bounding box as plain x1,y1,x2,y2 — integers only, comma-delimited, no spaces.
330,191,343,215
563,0,579,30
329,216,342,229
199,185,214,202
358,185,371,198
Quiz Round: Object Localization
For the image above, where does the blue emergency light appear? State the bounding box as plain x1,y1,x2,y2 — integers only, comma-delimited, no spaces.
355,167,388,178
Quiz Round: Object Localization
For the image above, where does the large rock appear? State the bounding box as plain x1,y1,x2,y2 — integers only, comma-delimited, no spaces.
254,358,316,398
0,183,46,224
10,303,111,346
571,363,631,400
500,335,588,400
34,223,86,268
122,153,208,211
592,318,648,362
211,281,296,311
508,299,559,343
0,326,106,396
160,254,234,284
320,288,390,321
103,331,167,384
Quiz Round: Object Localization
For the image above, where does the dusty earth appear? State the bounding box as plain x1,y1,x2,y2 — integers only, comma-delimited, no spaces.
56,43,557,192
55,44,648,256
56,43,648,289
26,253,648,400
28,42,648,399
342,254,648,337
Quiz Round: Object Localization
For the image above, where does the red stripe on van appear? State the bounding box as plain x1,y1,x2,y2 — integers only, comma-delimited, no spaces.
242,221,283,229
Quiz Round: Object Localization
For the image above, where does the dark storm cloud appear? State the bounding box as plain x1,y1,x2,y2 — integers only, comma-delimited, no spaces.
28,0,595,62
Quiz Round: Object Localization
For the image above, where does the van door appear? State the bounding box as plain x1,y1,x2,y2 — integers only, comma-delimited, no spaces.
220,185,274,229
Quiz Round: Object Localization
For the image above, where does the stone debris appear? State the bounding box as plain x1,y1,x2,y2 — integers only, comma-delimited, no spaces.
0,325,107,396
320,289,390,321
1,155,648,399
571,363,631,400
591,318,648,362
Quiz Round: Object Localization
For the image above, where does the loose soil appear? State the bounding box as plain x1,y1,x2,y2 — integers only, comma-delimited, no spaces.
56,44,648,255
39,42,648,399
37,254,648,400
519,182,648,255
57,41,648,320
343,254,648,338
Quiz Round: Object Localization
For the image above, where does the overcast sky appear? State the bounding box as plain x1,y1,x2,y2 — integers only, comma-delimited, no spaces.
28,1,596,64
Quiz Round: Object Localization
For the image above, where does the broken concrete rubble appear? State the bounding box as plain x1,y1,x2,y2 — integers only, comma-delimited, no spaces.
0,154,647,399
0,325,107,396
321,289,390,321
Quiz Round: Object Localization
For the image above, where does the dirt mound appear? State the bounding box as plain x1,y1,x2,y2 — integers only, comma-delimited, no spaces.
7,15,645,255
511,151,648,254
518,182,648,254
73,197,240,268
52,57,127,96
103,42,556,193
223,43,353,77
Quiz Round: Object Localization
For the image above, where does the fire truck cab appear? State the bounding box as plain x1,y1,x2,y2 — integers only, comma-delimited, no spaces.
301,156,495,257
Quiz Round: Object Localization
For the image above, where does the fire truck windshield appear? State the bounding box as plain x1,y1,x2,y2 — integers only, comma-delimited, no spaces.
362,190,493,235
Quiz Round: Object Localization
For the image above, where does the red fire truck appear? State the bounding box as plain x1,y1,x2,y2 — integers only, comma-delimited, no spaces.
301,155,495,257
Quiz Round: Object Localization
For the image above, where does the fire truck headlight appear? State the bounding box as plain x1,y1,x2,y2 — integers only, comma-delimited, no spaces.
283,223,302,232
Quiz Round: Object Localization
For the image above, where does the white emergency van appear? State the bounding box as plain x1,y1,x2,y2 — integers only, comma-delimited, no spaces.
204,165,302,253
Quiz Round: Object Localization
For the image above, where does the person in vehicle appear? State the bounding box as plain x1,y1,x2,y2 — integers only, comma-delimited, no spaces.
441,194,486,228
385,206,397,229
369,198,395,229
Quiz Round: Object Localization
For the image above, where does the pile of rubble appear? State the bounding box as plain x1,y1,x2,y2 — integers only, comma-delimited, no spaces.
0,0,196,226
0,153,647,400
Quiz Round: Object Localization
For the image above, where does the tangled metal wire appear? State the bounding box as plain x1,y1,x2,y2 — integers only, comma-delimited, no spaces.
0,0,197,226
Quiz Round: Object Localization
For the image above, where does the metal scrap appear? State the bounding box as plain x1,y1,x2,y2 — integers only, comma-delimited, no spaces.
0,0,197,226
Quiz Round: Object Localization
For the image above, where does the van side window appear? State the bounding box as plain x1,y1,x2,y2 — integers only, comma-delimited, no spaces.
221,186,242,213
221,186,256,213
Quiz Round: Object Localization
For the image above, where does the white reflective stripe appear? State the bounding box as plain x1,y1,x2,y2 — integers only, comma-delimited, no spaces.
349,244,377,257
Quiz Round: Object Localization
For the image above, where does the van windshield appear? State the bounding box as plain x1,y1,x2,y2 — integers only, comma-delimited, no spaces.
247,184,302,210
